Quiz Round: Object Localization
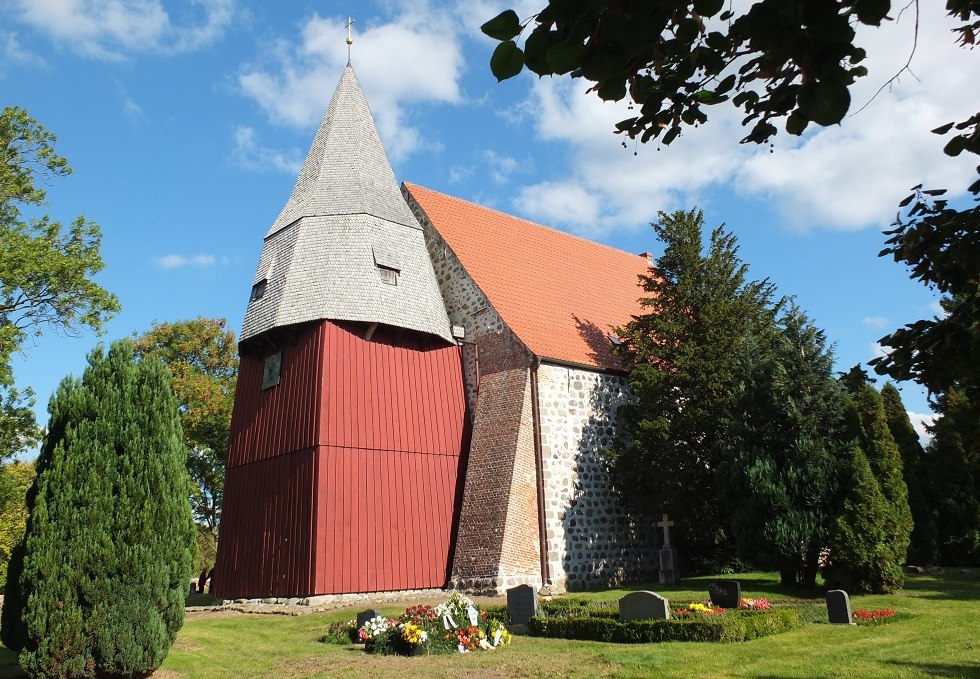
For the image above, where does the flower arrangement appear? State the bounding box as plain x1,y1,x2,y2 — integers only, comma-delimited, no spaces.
354,592,510,656
853,608,896,624
358,615,395,641
739,597,771,611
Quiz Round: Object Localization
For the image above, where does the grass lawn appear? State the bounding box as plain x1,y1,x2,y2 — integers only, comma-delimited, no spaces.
1,571,977,678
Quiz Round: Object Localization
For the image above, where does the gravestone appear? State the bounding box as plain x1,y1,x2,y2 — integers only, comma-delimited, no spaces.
657,513,679,584
356,608,381,629
619,591,671,621
826,590,853,625
198,568,208,594
708,580,741,609
507,584,538,626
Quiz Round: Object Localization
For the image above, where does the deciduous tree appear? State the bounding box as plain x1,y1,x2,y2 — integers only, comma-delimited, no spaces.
0,106,120,458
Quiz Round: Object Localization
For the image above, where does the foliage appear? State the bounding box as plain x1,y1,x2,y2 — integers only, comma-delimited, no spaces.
719,305,851,588
133,317,237,536
924,388,980,565
0,460,33,588
880,382,938,565
610,209,779,560
3,341,196,678
0,106,120,459
527,607,800,643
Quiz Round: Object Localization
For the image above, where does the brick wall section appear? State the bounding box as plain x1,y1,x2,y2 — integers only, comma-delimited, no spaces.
449,366,542,593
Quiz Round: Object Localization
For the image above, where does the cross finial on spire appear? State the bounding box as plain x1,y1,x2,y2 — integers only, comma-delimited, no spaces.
346,17,355,65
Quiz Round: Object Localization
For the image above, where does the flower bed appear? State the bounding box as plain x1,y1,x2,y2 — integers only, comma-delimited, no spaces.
853,608,896,625
328,592,512,656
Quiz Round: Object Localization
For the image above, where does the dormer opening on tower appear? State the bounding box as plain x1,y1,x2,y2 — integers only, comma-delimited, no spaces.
249,257,275,302
372,243,401,287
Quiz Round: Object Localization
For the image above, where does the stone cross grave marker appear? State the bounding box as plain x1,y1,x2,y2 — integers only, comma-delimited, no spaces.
826,590,853,625
619,591,671,621
709,580,741,609
658,513,679,585
507,584,538,626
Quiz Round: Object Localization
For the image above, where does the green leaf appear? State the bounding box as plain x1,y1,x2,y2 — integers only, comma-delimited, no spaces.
853,0,890,25
931,122,955,135
943,135,967,157
716,74,736,94
546,40,585,74
481,10,522,41
490,41,525,82
797,79,851,126
693,0,725,16
786,112,808,136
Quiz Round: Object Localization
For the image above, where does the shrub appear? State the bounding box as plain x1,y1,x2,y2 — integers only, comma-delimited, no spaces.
4,342,196,678
528,608,800,643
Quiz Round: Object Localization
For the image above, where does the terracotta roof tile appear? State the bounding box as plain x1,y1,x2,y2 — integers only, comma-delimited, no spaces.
405,182,651,371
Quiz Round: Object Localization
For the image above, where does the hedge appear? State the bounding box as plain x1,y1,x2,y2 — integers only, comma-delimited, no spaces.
527,609,800,643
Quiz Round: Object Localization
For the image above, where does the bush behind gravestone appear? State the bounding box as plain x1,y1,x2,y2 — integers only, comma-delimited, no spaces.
4,342,196,678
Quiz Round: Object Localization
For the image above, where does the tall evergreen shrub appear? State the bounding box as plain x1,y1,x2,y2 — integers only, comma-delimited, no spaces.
2,342,195,678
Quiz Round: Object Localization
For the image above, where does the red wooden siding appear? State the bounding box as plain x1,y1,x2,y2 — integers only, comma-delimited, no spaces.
216,320,469,598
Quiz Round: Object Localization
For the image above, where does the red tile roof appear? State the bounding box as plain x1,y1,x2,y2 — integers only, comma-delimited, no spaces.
404,182,652,371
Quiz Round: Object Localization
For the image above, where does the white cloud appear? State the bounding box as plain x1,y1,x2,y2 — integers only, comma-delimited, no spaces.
238,6,465,161
231,126,302,174
862,316,890,329
506,3,980,236
154,254,221,269
515,181,603,233
9,0,235,60
870,341,889,360
448,165,474,184
483,150,523,184
908,410,935,447
0,30,45,70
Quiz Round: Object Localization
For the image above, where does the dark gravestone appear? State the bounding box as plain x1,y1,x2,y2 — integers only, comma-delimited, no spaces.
356,608,381,629
826,590,853,625
708,580,741,609
619,591,670,621
507,584,538,626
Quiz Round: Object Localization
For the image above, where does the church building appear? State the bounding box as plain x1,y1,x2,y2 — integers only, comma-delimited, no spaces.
214,62,658,599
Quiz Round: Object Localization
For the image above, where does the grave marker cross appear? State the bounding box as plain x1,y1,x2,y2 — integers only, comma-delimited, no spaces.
657,513,674,547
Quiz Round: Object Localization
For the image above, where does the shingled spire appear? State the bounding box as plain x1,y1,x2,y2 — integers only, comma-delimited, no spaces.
241,65,453,343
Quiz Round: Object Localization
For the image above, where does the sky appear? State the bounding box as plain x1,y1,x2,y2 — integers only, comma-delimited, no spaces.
3,0,977,448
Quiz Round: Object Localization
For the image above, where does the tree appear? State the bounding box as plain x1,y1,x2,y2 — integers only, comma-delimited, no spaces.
609,209,778,562
133,318,237,536
2,341,195,677
480,2,980,448
719,305,851,588
924,387,980,565
0,106,120,458
826,369,912,592
880,382,938,565
0,460,34,589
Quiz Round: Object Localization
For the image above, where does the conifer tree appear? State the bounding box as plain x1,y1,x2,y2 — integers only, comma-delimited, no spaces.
720,305,851,587
610,209,779,563
926,388,980,565
2,341,195,677
881,382,938,565
827,371,912,592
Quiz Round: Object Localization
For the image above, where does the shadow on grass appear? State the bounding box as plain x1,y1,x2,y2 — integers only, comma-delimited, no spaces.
903,574,980,602
884,660,980,677
0,646,26,679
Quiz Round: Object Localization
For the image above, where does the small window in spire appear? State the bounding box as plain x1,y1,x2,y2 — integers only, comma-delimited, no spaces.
250,279,268,301
378,266,398,286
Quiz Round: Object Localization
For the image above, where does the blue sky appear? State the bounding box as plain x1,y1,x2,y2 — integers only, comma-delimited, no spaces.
3,0,977,445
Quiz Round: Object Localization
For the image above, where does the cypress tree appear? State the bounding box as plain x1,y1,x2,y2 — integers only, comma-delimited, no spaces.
720,306,851,588
880,383,938,565
610,209,779,565
5,341,195,678
926,388,980,565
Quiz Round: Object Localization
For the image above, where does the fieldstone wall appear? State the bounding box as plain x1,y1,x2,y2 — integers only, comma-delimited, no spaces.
536,363,658,590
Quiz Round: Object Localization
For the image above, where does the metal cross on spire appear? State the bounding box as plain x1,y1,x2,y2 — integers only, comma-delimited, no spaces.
346,17,355,65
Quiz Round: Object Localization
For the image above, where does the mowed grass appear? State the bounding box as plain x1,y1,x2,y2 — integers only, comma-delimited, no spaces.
0,572,977,678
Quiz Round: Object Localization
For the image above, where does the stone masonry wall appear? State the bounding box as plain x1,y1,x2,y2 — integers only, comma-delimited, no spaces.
536,363,658,590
